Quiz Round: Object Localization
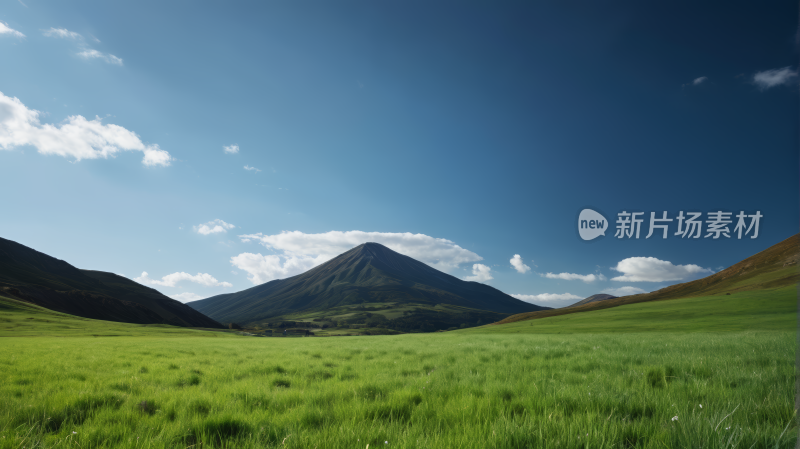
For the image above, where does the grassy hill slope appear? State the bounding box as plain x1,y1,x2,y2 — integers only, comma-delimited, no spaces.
496,233,798,325
466,285,795,334
0,237,223,328
0,294,232,338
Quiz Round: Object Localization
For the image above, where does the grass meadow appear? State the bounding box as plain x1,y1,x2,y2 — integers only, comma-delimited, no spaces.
0,288,796,449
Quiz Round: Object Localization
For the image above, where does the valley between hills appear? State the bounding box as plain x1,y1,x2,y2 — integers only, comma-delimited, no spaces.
0,234,796,448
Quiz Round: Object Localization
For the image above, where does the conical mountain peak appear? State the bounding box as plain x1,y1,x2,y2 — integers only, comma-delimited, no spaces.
351,242,393,256
191,242,547,325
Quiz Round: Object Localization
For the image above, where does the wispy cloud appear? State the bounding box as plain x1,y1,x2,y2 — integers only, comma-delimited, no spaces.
543,272,606,282
0,22,25,38
611,257,712,282
233,230,483,284
244,165,261,172
134,271,233,288
0,91,173,166
464,264,493,283
43,27,81,39
510,254,530,274
194,219,236,235
511,293,581,303
77,49,123,65
753,66,797,90
223,144,239,154
42,27,122,65
692,76,708,85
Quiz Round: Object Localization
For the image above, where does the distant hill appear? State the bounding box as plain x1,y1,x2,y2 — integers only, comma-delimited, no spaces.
568,293,618,308
495,233,799,325
0,237,223,328
189,242,547,331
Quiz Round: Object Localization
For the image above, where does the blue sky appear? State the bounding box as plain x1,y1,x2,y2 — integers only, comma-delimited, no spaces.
1,0,797,308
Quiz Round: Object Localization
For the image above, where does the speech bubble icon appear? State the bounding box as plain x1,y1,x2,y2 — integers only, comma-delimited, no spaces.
578,209,608,241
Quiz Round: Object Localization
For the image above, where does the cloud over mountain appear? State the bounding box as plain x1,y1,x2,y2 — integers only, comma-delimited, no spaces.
232,230,484,285
511,293,581,303
543,272,606,282
464,264,493,283
134,271,232,288
611,257,712,282
169,292,205,303
602,286,648,296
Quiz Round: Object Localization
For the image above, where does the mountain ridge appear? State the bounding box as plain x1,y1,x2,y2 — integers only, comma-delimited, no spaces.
568,293,618,308
0,237,223,328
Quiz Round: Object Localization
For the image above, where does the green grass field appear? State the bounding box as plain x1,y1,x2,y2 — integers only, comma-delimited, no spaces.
0,289,796,448
472,286,797,334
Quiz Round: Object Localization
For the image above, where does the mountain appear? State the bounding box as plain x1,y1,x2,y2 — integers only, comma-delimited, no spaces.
0,237,223,328
189,242,547,331
495,233,799,325
568,294,618,308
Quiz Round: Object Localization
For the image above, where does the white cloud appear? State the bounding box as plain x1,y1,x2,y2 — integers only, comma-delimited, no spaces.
543,272,606,282
77,49,123,65
41,27,120,65
169,292,205,303
233,230,484,284
692,76,708,85
602,286,648,296
610,257,712,282
0,91,172,166
511,293,581,303
142,146,172,166
510,254,530,274
0,22,25,38
244,165,261,172
223,144,239,154
464,264,493,283
753,66,797,90
134,271,233,288
194,219,236,235
43,27,81,39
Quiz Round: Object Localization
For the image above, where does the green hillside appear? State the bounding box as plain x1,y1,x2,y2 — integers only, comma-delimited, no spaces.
497,233,798,325
0,295,230,338
0,237,223,328
468,285,795,334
